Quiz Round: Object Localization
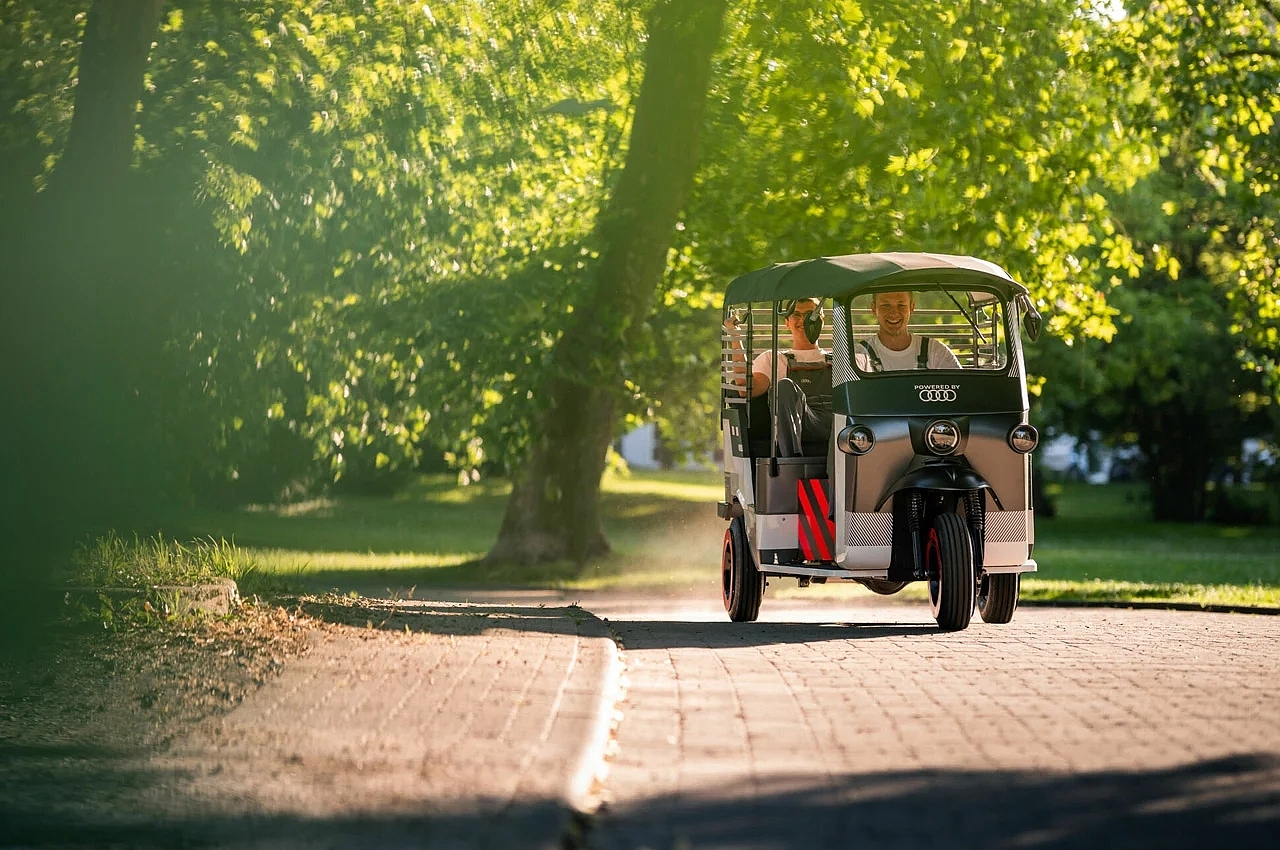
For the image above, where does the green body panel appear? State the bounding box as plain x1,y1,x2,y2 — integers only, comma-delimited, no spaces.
832,373,1026,417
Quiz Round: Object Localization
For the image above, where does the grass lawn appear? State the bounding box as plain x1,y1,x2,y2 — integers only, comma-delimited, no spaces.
169,469,727,597
1026,482,1280,607
166,470,1280,608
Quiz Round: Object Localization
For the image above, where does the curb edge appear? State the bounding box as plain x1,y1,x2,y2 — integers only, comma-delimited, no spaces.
566,630,625,814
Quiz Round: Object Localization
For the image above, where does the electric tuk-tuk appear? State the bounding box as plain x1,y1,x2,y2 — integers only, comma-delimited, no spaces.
718,253,1043,631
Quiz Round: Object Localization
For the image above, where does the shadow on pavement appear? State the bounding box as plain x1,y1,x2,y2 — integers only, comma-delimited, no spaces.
294,598,607,640
290,600,933,648
607,619,939,649
0,802,572,849
2,753,1276,848
592,752,1280,849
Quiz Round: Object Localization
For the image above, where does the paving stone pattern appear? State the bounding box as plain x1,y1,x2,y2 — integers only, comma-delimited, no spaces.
4,602,613,850
591,604,1280,850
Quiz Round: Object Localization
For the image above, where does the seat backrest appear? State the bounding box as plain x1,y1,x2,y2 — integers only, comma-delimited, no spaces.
746,395,773,457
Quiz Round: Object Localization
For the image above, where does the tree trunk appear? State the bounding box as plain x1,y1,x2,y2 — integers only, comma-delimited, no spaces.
1142,407,1214,522
49,0,166,198
486,0,727,565
2,0,167,598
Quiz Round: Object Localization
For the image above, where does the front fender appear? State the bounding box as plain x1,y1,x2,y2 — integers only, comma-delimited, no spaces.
874,458,1004,512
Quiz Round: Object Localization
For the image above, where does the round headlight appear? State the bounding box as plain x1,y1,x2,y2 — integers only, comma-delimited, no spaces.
1008,423,1039,453
924,419,961,455
837,424,876,455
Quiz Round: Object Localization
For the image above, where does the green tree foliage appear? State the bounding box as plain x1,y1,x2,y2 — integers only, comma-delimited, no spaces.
629,0,1151,458
8,0,1272,579
1033,271,1271,521
1035,1,1280,520
1118,1,1279,384
137,0,643,494
689,0,1147,325
0,1,649,613
2,1,646,500
0,2,83,211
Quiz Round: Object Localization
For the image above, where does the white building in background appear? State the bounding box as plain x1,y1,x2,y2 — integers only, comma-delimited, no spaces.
618,422,662,470
617,422,718,471
1038,434,1080,476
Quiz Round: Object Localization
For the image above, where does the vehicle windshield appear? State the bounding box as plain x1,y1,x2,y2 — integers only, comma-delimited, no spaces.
848,287,1008,374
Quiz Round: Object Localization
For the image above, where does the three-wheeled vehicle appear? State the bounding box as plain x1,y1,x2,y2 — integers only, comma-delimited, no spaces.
718,253,1043,630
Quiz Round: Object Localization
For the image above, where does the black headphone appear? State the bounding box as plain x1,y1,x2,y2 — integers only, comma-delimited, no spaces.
778,298,824,344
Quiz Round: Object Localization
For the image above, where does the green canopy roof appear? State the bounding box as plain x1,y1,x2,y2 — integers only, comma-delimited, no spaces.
723,252,1027,305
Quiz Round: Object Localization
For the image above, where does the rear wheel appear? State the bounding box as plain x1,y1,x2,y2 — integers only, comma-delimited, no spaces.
722,516,763,622
977,572,1019,624
926,513,974,631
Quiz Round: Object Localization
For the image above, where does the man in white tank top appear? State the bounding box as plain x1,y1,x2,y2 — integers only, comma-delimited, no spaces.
856,291,961,371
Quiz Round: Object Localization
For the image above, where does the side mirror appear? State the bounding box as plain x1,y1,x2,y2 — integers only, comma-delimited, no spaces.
1019,296,1042,342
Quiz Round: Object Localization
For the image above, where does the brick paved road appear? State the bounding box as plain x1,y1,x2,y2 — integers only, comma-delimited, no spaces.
1,600,617,850
7,592,1278,849
583,598,1280,850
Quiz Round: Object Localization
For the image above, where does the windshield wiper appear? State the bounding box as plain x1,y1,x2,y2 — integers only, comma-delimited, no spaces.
937,285,988,344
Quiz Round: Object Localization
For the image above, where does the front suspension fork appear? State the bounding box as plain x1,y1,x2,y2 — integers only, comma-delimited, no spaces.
908,490,984,579
965,489,986,570
908,491,927,580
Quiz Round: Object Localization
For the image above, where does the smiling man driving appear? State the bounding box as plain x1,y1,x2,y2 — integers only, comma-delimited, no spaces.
857,290,962,371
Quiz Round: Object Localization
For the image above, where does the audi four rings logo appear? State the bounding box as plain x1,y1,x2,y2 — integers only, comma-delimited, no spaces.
917,385,958,402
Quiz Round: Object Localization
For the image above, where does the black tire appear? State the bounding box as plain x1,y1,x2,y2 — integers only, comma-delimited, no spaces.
977,572,1019,624
926,512,975,631
859,579,909,596
722,516,763,622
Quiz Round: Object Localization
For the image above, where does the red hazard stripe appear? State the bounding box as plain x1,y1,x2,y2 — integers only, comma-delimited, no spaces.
799,523,817,560
796,482,818,559
811,481,836,557
796,482,817,559
797,480,833,561
811,480,836,557
803,481,834,560
811,479,831,519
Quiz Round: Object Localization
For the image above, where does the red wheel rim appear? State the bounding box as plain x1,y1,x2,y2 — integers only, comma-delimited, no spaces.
925,528,943,614
722,528,734,609
925,528,941,576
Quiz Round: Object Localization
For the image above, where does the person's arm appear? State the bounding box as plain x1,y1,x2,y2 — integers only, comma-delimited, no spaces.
750,350,773,397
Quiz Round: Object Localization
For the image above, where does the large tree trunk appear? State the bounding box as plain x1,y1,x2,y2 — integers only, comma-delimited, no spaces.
487,0,727,564
1,0,167,625
49,0,167,198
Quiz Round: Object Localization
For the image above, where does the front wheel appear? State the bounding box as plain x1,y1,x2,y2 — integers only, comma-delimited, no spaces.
722,516,763,622
926,513,975,631
977,572,1019,624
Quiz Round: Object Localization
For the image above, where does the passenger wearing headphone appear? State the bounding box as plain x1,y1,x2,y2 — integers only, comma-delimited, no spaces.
856,290,961,371
724,297,831,457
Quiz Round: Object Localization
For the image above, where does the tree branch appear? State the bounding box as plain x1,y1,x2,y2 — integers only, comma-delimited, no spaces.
1221,48,1280,62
